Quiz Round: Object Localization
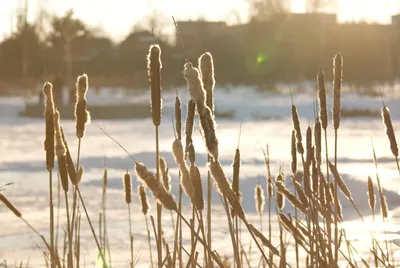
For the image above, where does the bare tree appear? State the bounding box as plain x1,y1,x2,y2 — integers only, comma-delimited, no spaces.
247,0,289,21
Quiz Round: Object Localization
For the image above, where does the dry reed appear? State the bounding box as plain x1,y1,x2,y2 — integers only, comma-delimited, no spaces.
0,193,22,217
159,157,171,192
276,173,285,210
199,52,215,113
314,119,322,168
123,171,132,204
60,127,76,184
175,95,182,141
255,183,265,216
367,176,376,211
276,182,308,214
172,138,194,199
381,106,398,158
291,105,304,154
147,45,162,126
318,70,328,130
75,74,91,139
329,162,352,201
332,53,342,131
43,82,55,171
291,130,297,175
185,100,196,155
190,163,204,211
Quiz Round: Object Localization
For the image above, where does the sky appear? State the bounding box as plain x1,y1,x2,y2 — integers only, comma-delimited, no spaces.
0,0,399,42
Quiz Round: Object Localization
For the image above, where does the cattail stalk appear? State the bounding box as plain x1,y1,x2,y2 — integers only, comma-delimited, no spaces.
43,82,55,267
381,106,400,174
139,183,153,268
255,183,265,232
172,139,194,199
291,130,297,175
123,171,133,267
147,44,163,268
292,105,304,155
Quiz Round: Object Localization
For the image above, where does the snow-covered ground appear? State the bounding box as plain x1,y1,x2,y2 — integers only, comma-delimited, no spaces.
1,86,400,267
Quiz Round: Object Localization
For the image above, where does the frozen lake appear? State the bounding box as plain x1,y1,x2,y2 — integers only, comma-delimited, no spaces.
1,86,400,267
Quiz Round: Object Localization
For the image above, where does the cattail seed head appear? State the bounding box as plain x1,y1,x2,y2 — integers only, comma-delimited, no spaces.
279,213,306,245
232,149,240,196
58,156,69,192
138,184,150,215
311,159,318,194
306,126,313,165
60,127,76,184
291,130,297,175
188,142,196,164
75,74,91,138
294,181,309,208
103,167,108,190
175,95,182,141
329,162,352,201
54,110,66,158
123,171,132,204
76,166,84,185
199,52,215,114
291,105,304,154
382,106,398,157
43,82,55,171
209,159,245,220
318,70,328,130
185,100,196,156
276,173,285,210
190,164,204,211
147,44,162,126
367,176,375,211
248,224,279,255
314,119,322,167
0,193,22,217
184,62,206,105
382,195,389,218
172,139,194,199
159,157,171,192
276,182,308,214
255,183,265,216
135,162,177,211
333,53,342,130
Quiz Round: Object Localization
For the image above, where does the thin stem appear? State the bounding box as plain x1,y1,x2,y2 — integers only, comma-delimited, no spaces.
49,170,55,268
55,174,61,253
76,186,107,266
155,125,162,268
128,203,133,268
71,138,81,243
64,191,72,268
207,166,212,267
334,130,339,266
396,156,400,176
222,197,241,268
145,216,154,268
324,129,333,266
178,187,183,268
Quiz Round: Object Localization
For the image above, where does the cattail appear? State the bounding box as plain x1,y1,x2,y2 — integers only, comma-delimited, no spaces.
382,106,398,157
291,130,297,175
381,195,389,218
279,213,306,245
184,62,218,159
332,53,342,130
209,159,245,220
138,184,150,215
60,127,76,184
276,173,285,210
175,95,182,141
291,105,304,154
367,176,375,210
75,74,91,139
303,166,311,198
76,166,84,185
276,182,308,214
294,181,309,208
172,139,194,199
255,183,265,216
329,162,352,201
318,70,328,130
185,100,196,155
135,162,177,211
123,171,132,204
232,148,240,196
306,126,313,165
311,160,318,194
147,45,162,126
190,164,204,211
0,193,22,217
54,110,68,192
199,52,215,113
314,119,322,167
336,198,343,221
43,82,55,171
248,224,279,255
188,143,196,164
103,167,108,190
319,173,326,209
159,157,171,192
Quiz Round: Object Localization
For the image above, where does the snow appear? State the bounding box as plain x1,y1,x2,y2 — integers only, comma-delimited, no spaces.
1,85,400,266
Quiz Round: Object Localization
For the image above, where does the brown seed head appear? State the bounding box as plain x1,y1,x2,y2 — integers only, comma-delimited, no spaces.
75,74,91,139
190,164,204,211
159,157,171,192
317,70,328,130
291,105,304,154
329,162,352,201
0,193,22,217
382,195,389,218
188,142,196,164
76,166,84,185
276,173,285,210
43,82,55,171
367,176,375,211
306,126,313,165
138,184,150,215
54,110,66,158
332,53,342,130
291,130,297,175
232,148,240,196
175,95,182,141
255,183,265,216
382,106,398,157
60,127,77,185
199,52,215,113
147,44,162,126
172,139,194,199
314,119,322,167
185,100,196,156
123,171,132,204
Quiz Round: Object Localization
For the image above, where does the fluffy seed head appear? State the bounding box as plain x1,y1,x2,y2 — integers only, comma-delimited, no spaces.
314,119,322,167
54,110,66,157
135,162,177,211
255,183,265,216
294,181,309,208
0,193,22,217
188,143,196,164
329,162,352,201
276,173,285,210
199,52,215,113
123,171,132,204
276,181,308,214
147,45,162,126
306,126,313,165
76,166,84,185
382,106,398,157
318,70,328,130
185,100,196,156
175,95,182,141
184,62,206,105
75,74,91,139
197,105,219,159
60,127,76,185
43,82,55,171
159,157,171,192
172,139,194,199
232,149,240,196
367,176,375,210
291,130,297,175
191,164,204,211
103,167,108,190
382,195,389,218
248,224,279,255
209,159,245,220
291,105,304,154
138,184,150,215
58,156,69,192
332,53,343,130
